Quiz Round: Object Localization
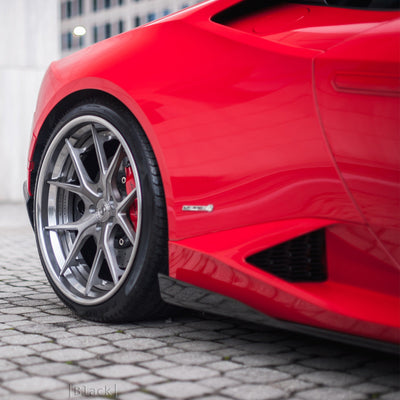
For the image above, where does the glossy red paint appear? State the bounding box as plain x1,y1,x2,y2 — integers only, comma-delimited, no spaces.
26,1,400,346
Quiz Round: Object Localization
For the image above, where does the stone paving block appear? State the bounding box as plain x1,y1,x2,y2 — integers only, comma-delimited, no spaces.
104,350,157,364
0,359,17,371
23,362,81,377
159,335,190,344
221,384,286,400
56,335,108,348
30,315,76,324
120,391,159,400
90,364,148,379
2,376,66,394
298,370,364,387
226,367,290,384
13,355,46,366
156,365,219,381
140,359,177,370
272,378,316,393
1,333,51,345
150,346,183,356
174,340,224,352
29,342,61,352
42,348,96,362
199,377,238,389
207,360,242,372
232,353,293,367
2,395,42,400
16,324,63,334
276,363,315,376
87,344,119,355
0,329,21,337
114,338,165,351
68,325,117,335
147,381,213,399
1,306,38,314
128,374,166,386
0,370,28,381
164,351,221,365
126,327,182,338
210,347,248,358
99,332,130,341
59,372,97,384
77,359,109,368
297,387,365,400
0,314,27,323
0,345,35,358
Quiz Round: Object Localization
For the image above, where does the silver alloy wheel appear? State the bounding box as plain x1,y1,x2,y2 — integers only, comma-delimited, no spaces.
35,115,142,305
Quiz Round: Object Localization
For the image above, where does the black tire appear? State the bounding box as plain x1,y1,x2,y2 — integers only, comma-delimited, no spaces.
33,100,169,322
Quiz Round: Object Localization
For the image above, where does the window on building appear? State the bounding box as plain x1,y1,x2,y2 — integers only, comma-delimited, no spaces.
134,16,141,27
93,0,97,11
118,20,125,33
105,23,112,38
67,32,73,49
105,0,111,8
78,0,83,14
163,8,170,16
119,0,124,5
93,25,98,42
147,12,156,22
66,1,72,18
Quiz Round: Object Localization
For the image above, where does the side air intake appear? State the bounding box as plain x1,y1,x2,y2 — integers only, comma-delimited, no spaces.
246,229,327,282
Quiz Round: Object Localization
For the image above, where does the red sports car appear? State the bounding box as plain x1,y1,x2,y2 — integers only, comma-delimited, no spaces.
24,0,400,352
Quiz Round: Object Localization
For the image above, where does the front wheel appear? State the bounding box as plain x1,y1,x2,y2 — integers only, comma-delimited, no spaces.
34,101,169,322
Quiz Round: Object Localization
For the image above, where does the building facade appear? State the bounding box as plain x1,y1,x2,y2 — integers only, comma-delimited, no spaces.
60,0,203,57
0,0,59,202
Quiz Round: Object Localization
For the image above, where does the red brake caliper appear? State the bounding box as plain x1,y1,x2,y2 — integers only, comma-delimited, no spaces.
124,166,138,231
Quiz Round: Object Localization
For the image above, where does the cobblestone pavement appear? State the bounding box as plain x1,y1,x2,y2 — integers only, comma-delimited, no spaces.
0,203,399,400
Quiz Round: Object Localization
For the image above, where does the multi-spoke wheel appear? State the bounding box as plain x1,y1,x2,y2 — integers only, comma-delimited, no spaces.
34,101,168,321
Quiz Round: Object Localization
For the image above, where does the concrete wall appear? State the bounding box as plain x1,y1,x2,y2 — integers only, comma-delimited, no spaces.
0,0,59,202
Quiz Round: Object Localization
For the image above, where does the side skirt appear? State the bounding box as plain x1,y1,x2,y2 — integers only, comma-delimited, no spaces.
158,274,399,354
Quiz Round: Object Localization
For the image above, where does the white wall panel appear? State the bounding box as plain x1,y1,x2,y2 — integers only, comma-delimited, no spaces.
0,0,59,202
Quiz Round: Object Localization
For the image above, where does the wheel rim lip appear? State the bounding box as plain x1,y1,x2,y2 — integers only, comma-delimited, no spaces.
35,115,143,306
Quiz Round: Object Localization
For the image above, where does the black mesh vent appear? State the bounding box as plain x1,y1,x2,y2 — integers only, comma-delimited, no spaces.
246,229,327,282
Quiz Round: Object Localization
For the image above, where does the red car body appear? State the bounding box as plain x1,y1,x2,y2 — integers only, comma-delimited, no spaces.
25,0,400,351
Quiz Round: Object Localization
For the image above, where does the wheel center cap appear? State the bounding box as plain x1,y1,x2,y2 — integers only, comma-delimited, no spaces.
96,199,115,222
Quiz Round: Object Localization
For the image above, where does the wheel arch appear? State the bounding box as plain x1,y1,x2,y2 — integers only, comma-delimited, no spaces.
28,89,171,227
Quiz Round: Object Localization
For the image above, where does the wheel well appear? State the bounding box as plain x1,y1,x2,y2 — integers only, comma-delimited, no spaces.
29,89,139,199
